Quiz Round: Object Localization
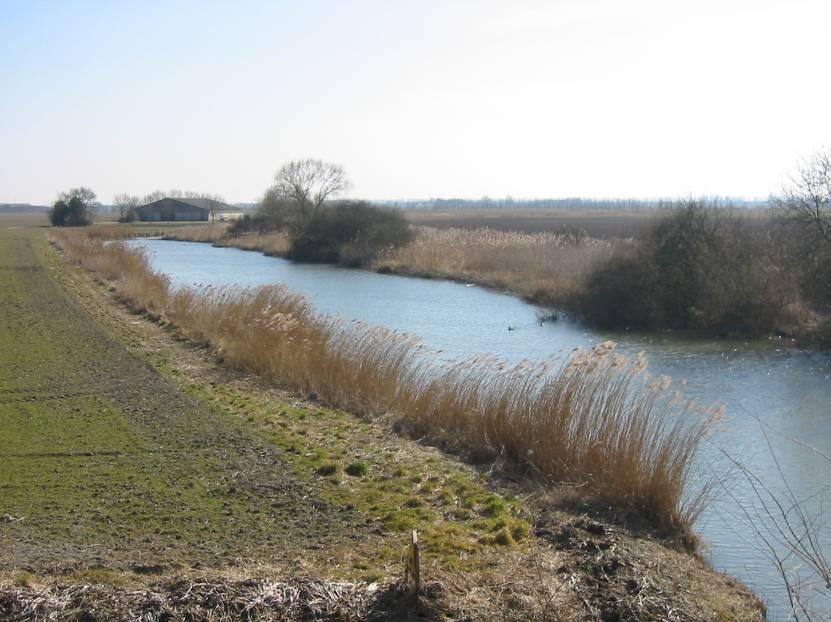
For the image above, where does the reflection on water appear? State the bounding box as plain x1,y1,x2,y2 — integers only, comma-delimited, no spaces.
132,239,830,620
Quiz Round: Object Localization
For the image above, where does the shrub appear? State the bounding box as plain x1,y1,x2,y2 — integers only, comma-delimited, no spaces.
228,197,299,236
316,464,338,476
579,200,796,335
49,187,96,227
119,208,139,223
49,196,92,227
345,462,368,477
289,201,413,266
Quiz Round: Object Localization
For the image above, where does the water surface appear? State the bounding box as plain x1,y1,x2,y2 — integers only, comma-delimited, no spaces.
132,239,831,620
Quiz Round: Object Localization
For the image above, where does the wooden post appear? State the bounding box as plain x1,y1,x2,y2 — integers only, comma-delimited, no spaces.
403,529,421,595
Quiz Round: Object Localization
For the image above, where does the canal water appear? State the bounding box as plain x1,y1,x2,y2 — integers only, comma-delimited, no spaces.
131,238,830,620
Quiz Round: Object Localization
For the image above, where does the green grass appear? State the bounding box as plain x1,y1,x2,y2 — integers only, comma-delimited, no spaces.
180,380,532,572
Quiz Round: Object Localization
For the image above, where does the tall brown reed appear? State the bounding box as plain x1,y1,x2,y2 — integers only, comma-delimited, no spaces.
162,225,291,256
377,226,626,306
51,230,717,536
161,223,230,243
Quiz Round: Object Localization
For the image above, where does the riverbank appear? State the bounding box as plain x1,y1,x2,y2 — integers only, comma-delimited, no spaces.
3,225,768,619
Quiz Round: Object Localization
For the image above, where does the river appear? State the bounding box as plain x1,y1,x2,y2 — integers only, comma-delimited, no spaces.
131,238,831,620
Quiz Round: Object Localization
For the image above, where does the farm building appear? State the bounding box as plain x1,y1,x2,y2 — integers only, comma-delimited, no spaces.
135,197,235,222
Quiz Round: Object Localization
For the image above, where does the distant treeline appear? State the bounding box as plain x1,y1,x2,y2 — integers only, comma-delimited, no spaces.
0,203,49,213
378,196,768,210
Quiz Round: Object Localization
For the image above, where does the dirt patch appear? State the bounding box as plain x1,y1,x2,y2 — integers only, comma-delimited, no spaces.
535,509,765,621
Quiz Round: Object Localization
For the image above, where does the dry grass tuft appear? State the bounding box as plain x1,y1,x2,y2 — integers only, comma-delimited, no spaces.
50,230,716,536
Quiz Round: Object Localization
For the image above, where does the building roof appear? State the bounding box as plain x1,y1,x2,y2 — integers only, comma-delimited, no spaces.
173,197,233,211
137,197,235,212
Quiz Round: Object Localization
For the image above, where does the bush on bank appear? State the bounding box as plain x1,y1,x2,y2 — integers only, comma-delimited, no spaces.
577,200,798,336
288,201,413,266
49,187,96,227
230,199,414,267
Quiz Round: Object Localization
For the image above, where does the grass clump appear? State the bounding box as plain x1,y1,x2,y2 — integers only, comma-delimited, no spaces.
315,463,338,476
479,527,516,547
345,462,368,477
12,572,35,588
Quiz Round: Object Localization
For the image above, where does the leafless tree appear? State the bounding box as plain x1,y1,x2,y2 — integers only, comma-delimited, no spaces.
773,150,831,247
58,187,97,205
113,193,140,221
141,189,225,204
141,190,166,204
270,159,350,216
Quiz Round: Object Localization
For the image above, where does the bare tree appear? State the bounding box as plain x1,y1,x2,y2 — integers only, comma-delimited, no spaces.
141,190,166,204
773,150,831,247
113,193,140,222
59,187,97,206
270,159,350,216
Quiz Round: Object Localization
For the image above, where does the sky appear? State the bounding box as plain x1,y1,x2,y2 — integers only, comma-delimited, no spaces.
1,0,830,204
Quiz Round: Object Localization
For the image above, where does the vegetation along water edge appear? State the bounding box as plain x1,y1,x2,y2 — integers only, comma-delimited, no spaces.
3,222,765,620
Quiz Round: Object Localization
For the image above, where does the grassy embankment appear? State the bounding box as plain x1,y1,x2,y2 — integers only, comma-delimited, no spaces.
0,220,765,620
0,224,561,619
53,228,716,539
1,227,534,577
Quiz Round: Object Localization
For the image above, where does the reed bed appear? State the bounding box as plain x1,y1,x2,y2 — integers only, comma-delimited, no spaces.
161,223,230,243
223,230,291,255
377,226,626,306
162,225,292,256
51,230,716,536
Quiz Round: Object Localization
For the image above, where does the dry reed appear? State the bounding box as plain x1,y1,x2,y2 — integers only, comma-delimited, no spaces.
223,231,291,255
51,230,717,535
162,225,292,256
377,226,626,305
161,223,230,243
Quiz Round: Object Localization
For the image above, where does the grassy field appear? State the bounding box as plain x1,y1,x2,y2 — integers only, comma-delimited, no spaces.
0,222,766,620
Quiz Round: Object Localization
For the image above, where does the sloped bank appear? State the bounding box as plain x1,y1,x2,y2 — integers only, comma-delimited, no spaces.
45,228,766,621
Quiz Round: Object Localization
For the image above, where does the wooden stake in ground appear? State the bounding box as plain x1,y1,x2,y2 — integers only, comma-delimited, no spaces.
403,529,421,595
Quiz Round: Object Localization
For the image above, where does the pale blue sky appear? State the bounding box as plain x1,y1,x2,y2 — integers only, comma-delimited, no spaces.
2,0,829,204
